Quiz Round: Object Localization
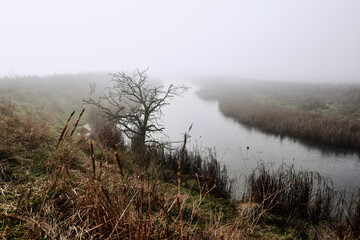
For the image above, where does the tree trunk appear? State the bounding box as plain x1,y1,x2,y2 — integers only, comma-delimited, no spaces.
131,132,146,153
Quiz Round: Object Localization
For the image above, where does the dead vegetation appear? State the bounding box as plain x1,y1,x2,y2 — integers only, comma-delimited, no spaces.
198,81,360,149
219,98,360,149
1,77,360,238
1,105,359,239
244,162,360,239
0,100,50,150
0,105,249,239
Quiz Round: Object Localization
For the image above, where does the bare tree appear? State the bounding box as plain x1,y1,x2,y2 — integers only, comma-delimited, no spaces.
83,69,187,150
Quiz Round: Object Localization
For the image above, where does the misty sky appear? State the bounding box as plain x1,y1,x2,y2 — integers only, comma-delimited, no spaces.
1,0,360,81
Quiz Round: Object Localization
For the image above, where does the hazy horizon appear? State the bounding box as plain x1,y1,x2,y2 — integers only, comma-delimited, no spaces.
1,0,360,82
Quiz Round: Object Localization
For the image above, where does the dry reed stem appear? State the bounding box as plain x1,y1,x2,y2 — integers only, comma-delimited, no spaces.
337,223,344,240
341,201,355,230
108,190,140,239
70,108,85,137
177,133,187,240
55,110,75,150
90,141,96,180
112,144,124,178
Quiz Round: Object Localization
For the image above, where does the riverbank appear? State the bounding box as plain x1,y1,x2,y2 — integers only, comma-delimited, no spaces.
197,80,360,150
0,97,353,239
1,74,359,239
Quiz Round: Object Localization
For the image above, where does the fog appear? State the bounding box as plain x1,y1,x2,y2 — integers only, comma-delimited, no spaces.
1,0,360,82
2,2,360,229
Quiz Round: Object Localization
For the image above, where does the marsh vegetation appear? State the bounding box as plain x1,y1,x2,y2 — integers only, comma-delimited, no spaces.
0,74,360,239
197,80,360,149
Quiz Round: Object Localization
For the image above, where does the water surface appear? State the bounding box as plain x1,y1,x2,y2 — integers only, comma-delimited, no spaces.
160,81,360,195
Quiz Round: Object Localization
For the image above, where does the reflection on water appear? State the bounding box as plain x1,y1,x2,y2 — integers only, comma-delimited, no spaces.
226,116,360,159
160,81,360,195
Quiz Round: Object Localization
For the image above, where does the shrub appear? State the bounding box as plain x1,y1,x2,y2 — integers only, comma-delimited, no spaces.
87,107,123,149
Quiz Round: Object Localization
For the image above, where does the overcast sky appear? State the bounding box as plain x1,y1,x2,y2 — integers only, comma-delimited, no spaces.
1,0,360,81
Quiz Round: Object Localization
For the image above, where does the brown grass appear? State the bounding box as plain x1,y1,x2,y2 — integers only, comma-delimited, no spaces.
2,103,360,239
244,162,360,239
0,108,251,239
197,81,360,150
0,100,51,150
219,97,360,149
87,107,123,148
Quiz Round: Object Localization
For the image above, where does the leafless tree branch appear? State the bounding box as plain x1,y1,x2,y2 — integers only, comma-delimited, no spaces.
83,69,188,149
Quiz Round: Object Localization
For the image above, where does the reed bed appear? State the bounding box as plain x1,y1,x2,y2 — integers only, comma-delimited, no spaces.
245,163,336,220
219,97,360,149
244,162,360,239
160,149,231,199
198,81,360,149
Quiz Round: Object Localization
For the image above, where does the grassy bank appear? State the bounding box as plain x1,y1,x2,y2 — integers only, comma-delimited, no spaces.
1,74,360,239
197,80,360,150
0,100,237,239
1,103,359,239
0,100,287,239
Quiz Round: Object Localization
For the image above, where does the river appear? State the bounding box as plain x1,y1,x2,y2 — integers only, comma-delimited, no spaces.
159,80,360,195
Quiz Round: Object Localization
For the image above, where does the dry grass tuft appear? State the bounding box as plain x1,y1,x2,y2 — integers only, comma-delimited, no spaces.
244,162,360,239
0,100,51,151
